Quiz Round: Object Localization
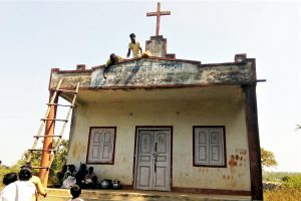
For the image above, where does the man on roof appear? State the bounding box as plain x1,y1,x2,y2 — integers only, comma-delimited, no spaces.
127,33,143,58
104,53,124,78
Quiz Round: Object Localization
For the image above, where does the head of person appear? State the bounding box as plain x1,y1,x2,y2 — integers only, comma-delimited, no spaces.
129,33,136,43
68,164,76,173
19,167,32,181
79,163,87,171
79,163,87,170
110,53,118,63
88,166,94,174
70,184,81,199
21,162,33,170
3,172,18,186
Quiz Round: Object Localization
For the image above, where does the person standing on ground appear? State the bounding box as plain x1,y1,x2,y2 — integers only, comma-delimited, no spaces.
0,172,18,198
21,163,47,199
2,172,18,186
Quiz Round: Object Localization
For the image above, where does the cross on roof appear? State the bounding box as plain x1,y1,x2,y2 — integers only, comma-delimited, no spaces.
146,2,171,36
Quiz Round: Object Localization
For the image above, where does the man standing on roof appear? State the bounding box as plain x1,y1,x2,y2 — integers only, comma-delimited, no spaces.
127,33,143,58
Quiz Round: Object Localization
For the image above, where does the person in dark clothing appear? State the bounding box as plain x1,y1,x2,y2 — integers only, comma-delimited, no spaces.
56,164,67,187
75,163,88,188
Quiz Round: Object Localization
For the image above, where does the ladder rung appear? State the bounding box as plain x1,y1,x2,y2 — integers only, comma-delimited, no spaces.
33,135,62,138
32,166,51,170
28,149,56,152
41,118,68,122
57,89,77,94
47,103,74,108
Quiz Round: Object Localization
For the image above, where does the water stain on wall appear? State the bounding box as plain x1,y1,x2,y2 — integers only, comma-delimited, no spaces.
198,168,209,174
223,149,248,187
71,141,87,161
228,149,248,170
229,155,238,168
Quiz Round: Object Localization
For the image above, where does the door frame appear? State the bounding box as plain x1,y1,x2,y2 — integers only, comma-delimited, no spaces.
133,126,173,191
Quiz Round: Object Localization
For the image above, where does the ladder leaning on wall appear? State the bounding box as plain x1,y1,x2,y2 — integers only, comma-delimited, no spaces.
26,78,79,182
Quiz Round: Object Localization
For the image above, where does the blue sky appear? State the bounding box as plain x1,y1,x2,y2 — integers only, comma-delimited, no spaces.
0,1,300,172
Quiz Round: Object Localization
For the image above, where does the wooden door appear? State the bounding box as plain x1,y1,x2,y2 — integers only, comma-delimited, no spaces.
135,128,171,191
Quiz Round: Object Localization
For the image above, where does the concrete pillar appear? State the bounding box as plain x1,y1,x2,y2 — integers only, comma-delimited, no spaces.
244,84,263,201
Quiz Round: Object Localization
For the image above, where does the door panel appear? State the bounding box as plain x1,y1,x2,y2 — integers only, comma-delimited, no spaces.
154,130,170,191
135,128,171,191
136,131,154,190
138,166,151,187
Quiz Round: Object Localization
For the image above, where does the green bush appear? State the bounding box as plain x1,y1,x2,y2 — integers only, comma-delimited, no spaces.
282,175,301,189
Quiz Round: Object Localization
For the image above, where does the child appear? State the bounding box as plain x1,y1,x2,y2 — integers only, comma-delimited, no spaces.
67,184,84,201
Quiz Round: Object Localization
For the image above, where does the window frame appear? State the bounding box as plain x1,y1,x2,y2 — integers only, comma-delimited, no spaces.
86,126,117,165
193,126,227,167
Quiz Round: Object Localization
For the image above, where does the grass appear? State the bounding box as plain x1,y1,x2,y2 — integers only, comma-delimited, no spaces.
263,171,301,201
264,187,301,201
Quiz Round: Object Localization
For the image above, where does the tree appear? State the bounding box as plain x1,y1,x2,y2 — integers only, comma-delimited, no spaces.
261,147,278,169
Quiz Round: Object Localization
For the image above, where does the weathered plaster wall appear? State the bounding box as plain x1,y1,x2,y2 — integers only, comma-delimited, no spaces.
50,71,91,89
171,97,250,190
66,87,250,191
50,58,255,90
90,59,254,87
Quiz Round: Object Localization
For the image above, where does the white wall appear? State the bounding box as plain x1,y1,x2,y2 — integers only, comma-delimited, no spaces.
66,88,251,191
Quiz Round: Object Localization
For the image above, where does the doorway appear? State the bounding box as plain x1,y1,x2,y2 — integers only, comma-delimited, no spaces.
134,127,172,191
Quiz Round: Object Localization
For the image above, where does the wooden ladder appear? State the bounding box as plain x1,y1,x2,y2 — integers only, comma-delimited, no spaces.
26,78,79,181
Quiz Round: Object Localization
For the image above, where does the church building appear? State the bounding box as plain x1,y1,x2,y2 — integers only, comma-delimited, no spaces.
42,3,263,201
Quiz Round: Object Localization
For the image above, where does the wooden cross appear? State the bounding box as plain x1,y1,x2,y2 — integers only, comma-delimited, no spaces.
146,2,171,36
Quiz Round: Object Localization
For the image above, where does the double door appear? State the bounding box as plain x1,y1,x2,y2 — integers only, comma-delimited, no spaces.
135,128,171,191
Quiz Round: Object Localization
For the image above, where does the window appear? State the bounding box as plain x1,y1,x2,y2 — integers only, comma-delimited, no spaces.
87,127,116,164
193,126,226,167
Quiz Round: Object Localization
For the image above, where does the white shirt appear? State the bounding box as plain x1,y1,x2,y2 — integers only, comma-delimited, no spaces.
0,181,36,201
